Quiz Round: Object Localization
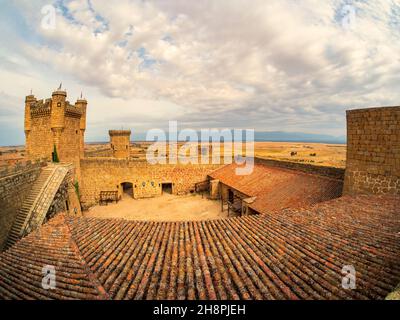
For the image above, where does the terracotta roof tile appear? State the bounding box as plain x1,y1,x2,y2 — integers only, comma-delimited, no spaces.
209,163,343,213
0,195,399,300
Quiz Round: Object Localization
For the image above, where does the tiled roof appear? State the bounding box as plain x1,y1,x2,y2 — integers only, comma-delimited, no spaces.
209,163,343,212
0,215,104,299
0,195,399,300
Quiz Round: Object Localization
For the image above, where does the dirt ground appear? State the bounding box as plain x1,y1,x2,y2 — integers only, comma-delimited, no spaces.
84,192,227,222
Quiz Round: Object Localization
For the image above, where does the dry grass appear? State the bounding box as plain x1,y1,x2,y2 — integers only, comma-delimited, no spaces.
253,142,346,168
0,141,347,169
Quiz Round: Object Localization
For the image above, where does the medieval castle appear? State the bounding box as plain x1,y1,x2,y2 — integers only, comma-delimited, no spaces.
0,87,398,300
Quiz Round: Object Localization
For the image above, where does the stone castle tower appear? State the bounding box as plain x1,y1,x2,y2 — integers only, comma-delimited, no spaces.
24,87,87,179
343,106,400,195
109,130,131,159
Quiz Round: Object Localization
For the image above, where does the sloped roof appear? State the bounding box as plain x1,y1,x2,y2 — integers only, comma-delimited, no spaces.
0,195,399,300
208,162,343,213
0,215,105,299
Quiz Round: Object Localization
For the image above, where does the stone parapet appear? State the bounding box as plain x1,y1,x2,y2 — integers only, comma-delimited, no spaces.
0,159,47,179
254,157,345,180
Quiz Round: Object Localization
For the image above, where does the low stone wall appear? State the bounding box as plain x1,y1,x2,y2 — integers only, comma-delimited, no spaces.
84,148,112,158
80,158,223,208
254,157,345,180
0,161,45,250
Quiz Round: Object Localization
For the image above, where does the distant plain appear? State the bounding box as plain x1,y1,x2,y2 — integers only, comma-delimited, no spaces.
0,142,346,169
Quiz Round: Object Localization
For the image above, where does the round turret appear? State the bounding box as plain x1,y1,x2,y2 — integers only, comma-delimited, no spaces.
50,87,67,130
25,94,36,103
52,90,67,97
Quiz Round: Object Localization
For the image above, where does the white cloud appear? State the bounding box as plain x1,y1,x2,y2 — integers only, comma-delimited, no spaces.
1,0,400,143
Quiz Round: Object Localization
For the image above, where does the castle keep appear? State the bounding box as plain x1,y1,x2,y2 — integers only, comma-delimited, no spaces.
24,88,87,180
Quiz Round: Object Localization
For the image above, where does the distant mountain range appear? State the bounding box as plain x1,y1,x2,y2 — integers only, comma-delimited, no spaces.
253,131,346,144
107,131,347,144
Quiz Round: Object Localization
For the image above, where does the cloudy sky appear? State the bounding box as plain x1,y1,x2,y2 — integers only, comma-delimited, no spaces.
0,0,399,145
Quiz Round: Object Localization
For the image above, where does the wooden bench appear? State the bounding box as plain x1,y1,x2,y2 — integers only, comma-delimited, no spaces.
99,191,119,206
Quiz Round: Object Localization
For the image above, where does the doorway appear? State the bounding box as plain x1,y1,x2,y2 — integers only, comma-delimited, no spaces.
228,189,234,203
162,183,173,194
121,182,134,198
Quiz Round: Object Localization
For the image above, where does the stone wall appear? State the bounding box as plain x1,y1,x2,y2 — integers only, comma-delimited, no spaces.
109,130,131,159
24,91,85,182
59,116,81,165
80,158,222,208
0,161,44,250
26,115,53,161
23,164,81,236
45,179,69,222
85,147,112,158
343,107,400,195
254,157,345,180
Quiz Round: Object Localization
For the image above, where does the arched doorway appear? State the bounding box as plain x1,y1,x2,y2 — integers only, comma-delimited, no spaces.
121,182,134,198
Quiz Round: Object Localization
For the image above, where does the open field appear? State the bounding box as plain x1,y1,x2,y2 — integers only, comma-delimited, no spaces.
0,141,347,168
253,142,346,168
0,146,25,168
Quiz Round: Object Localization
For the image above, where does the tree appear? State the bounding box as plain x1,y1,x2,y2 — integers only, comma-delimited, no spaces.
74,181,80,199
52,144,59,163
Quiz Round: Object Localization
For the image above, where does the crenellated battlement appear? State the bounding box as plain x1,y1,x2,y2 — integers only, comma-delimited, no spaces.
30,99,51,118
65,103,83,118
28,98,84,119
109,130,132,136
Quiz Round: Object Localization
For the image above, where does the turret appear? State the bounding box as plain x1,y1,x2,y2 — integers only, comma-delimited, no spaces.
76,98,87,131
109,130,131,159
50,89,67,129
50,86,67,161
24,94,36,157
24,94,36,132
75,96,87,158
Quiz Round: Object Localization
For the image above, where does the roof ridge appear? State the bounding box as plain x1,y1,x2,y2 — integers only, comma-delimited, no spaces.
64,216,111,300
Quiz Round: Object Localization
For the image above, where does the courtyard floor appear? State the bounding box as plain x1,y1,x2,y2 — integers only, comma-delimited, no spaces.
84,192,227,221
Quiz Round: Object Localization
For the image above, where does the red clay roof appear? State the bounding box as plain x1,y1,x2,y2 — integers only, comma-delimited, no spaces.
209,163,343,213
0,195,399,300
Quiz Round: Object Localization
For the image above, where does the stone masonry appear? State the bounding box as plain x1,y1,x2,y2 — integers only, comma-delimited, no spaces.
80,158,222,208
0,161,44,250
109,130,131,159
24,89,87,182
343,106,400,195
24,165,71,235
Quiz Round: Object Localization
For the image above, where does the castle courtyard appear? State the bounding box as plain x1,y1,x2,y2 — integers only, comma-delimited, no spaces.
84,193,226,221
0,88,399,300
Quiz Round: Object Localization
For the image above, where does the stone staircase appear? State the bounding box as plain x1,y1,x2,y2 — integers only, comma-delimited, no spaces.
5,164,70,249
